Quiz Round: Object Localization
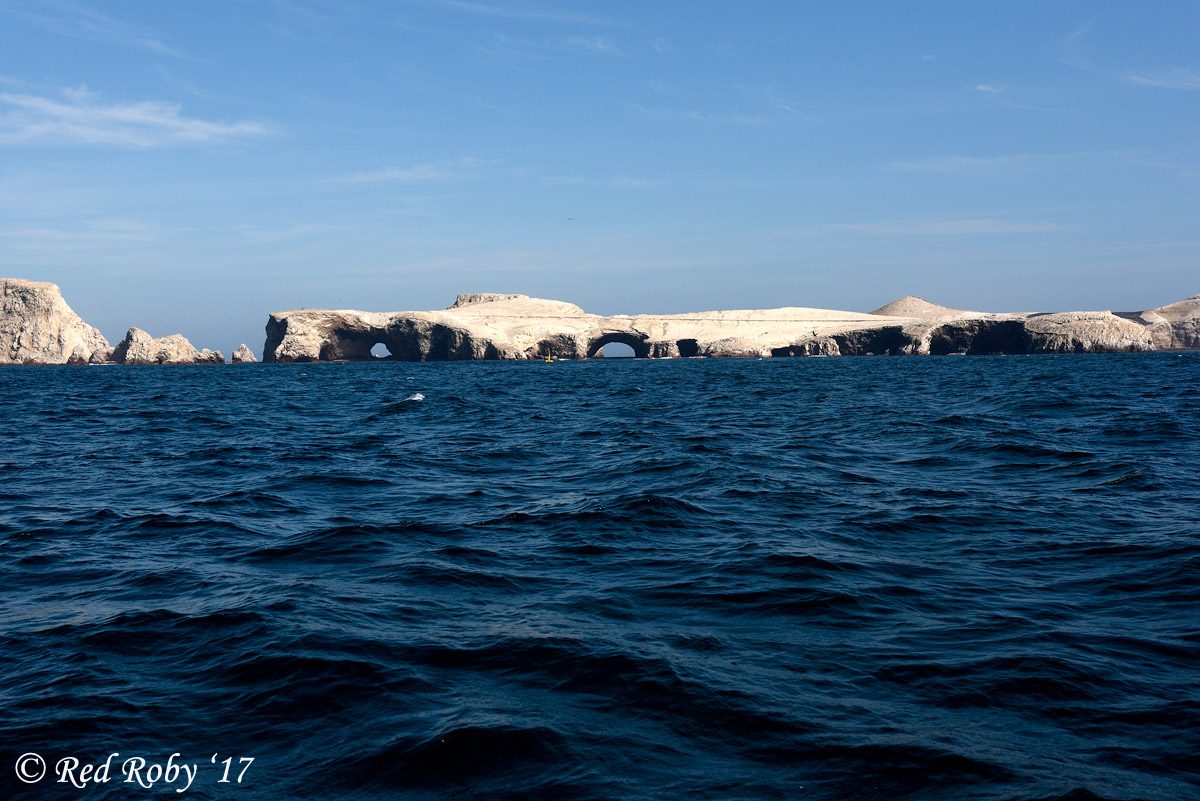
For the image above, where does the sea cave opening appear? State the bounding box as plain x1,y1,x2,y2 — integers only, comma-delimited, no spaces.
587,332,650,359
370,342,393,359
602,342,635,358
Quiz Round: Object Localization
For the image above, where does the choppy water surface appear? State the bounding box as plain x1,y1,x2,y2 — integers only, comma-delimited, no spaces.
1,355,1198,800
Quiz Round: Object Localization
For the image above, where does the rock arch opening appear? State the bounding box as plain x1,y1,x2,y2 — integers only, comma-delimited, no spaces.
587,332,650,359
602,342,635,357
370,342,392,359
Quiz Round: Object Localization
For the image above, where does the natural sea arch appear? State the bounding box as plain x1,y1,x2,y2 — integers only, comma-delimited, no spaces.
587,332,650,358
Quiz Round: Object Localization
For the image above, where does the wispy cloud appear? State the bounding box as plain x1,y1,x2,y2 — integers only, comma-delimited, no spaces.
0,0,183,56
1060,22,1200,91
0,86,269,147
630,103,773,127
338,157,486,184
968,83,1060,113
827,218,1063,236
405,0,611,26
232,222,341,245
473,32,623,62
0,217,161,250
521,168,663,190
733,82,813,120
890,150,1139,174
632,81,813,128
607,175,662,189
1121,69,1200,90
565,35,621,56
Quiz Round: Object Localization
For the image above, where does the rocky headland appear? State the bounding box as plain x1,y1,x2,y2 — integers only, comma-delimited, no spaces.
262,292,1200,362
0,279,226,365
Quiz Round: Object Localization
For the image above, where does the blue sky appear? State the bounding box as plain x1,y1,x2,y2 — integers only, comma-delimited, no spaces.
1,1,1197,355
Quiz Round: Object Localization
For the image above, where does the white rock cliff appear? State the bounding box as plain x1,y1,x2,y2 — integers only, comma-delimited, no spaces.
0,279,110,364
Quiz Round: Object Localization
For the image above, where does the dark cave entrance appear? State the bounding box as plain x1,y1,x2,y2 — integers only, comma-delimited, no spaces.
587,332,650,359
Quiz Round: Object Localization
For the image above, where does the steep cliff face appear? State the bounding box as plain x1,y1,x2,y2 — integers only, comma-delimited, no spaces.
262,293,1193,362
0,279,110,364
1132,294,1200,350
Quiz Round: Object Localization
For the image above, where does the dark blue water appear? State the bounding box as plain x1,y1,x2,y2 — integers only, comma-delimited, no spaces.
1,356,1198,801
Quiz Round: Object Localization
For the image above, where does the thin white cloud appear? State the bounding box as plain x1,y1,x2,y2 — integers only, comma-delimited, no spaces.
632,82,812,128
0,0,183,57
565,35,621,56
1121,69,1200,91
473,32,623,61
0,87,269,147
1060,22,1200,91
232,222,341,245
892,154,1031,172
406,0,611,26
828,218,1063,236
971,84,1007,95
608,176,663,189
521,168,663,190
0,217,160,250
889,151,1141,173
733,82,813,119
631,103,773,127
339,157,486,184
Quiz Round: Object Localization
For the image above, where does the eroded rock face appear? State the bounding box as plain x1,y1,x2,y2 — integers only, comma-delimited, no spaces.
0,278,110,364
232,344,257,363
1136,294,1200,350
262,293,1198,362
1024,312,1154,353
111,328,223,365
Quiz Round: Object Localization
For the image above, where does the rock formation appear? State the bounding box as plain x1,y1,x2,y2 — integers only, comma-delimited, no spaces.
232,344,257,363
0,278,110,364
110,328,224,365
262,292,1192,362
1118,294,1200,350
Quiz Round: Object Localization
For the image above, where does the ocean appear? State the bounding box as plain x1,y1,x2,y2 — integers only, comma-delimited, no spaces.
1,355,1197,800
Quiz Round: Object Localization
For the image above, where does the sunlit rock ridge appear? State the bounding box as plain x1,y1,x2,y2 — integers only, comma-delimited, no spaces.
262,292,1200,362
0,279,224,365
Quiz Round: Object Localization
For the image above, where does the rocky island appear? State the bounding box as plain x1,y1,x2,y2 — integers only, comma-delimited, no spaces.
263,292,1200,362
3,278,1197,364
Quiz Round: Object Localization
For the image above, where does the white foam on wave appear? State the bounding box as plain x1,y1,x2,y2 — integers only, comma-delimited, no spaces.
405,392,425,401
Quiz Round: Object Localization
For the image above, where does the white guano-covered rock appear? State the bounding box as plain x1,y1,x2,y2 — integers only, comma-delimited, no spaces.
261,292,1200,362
111,328,219,365
0,278,110,364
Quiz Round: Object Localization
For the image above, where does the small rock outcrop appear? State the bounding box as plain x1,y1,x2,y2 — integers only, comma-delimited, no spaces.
449,293,529,309
1,278,110,364
232,344,257,363
263,293,1196,362
110,328,223,365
